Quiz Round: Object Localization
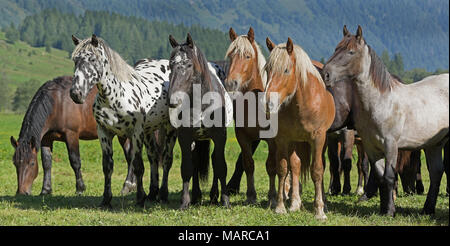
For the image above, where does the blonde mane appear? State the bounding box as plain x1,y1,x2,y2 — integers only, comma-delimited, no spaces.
71,37,135,82
225,35,267,86
265,43,324,88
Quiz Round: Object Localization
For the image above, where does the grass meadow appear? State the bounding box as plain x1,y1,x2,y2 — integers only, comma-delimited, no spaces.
0,113,448,226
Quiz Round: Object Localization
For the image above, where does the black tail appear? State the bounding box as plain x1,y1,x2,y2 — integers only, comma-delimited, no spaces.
194,140,210,183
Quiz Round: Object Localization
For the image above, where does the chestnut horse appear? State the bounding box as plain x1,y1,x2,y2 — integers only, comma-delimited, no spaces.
265,37,335,219
323,25,448,215
10,76,135,195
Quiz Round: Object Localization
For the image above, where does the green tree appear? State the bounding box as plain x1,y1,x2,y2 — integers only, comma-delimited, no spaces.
12,79,42,112
4,23,20,43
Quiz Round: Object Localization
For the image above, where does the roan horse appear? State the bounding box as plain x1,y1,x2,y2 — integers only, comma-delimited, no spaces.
323,25,449,215
168,33,233,209
10,76,135,195
70,34,177,208
265,37,335,219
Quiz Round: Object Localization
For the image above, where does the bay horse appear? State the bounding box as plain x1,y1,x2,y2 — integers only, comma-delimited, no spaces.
265,37,335,219
168,33,233,209
323,25,449,215
10,76,135,196
70,34,177,208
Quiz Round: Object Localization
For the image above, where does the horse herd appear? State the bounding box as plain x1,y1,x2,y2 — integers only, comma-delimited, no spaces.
9,25,449,220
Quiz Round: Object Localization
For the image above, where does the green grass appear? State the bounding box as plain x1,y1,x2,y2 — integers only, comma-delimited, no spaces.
0,31,74,89
0,113,448,226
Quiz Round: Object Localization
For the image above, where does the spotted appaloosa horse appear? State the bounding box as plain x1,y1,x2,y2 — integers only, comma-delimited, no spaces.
168,33,233,209
323,25,449,216
10,76,134,195
265,37,335,219
69,34,177,208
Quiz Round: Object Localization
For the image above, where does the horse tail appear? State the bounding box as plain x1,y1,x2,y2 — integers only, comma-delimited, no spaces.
195,140,210,184
396,150,412,174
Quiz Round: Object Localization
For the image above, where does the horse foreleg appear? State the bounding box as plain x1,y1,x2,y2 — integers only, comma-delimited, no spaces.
130,130,146,207
227,140,260,195
98,127,115,208
288,149,302,212
212,131,230,208
179,133,194,210
422,145,445,215
380,139,398,217
342,130,354,195
118,136,136,195
159,128,176,203
274,141,289,214
266,140,277,209
236,133,257,204
311,134,327,220
65,132,85,195
40,141,53,195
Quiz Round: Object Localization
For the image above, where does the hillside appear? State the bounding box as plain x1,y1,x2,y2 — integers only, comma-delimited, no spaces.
0,31,73,88
0,0,448,71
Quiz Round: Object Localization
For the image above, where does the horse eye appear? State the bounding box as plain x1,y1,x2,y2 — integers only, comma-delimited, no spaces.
348,50,355,55
284,69,289,74
246,55,251,59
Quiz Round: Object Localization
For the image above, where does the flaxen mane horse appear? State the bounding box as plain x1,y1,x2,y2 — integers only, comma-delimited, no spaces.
265,37,335,219
323,25,449,216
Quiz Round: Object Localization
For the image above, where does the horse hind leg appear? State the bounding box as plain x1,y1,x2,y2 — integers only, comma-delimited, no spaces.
288,149,302,212
144,132,160,202
159,128,176,203
342,130,354,195
212,133,230,208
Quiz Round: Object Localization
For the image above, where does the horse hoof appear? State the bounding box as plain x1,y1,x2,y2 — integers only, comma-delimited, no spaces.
315,213,328,220
245,198,257,205
40,189,52,196
357,194,369,203
179,202,190,210
275,205,287,214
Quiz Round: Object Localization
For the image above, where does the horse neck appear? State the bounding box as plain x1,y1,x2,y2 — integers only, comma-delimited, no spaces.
243,65,265,94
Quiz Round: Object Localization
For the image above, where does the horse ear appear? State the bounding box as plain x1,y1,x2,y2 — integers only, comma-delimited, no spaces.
10,136,18,149
186,33,194,49
91,34,99,47
343,25,349,37
72,35,80,46
169,35,179,48
247,27,254,43
286,37,294,55
266,37,275,52
356,25,363,42
229,27,237,42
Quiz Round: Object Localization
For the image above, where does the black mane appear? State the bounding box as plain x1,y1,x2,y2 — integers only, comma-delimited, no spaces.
14,76,71,160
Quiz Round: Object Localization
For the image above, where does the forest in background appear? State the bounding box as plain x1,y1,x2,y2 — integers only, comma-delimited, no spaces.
0,0,448,71
0,5,448,113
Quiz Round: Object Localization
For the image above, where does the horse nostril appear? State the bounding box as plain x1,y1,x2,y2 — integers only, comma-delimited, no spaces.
324,72,330,81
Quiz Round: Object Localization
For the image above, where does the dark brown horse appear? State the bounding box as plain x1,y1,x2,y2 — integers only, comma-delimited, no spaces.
10,76,135,195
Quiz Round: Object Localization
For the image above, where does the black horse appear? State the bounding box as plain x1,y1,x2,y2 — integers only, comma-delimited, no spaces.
168,33,233,209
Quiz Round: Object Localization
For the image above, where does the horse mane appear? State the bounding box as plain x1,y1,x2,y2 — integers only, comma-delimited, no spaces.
265,43,324,88
71,37,135,82
368,45,395,93
15,76,71,161
225,36,267,86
